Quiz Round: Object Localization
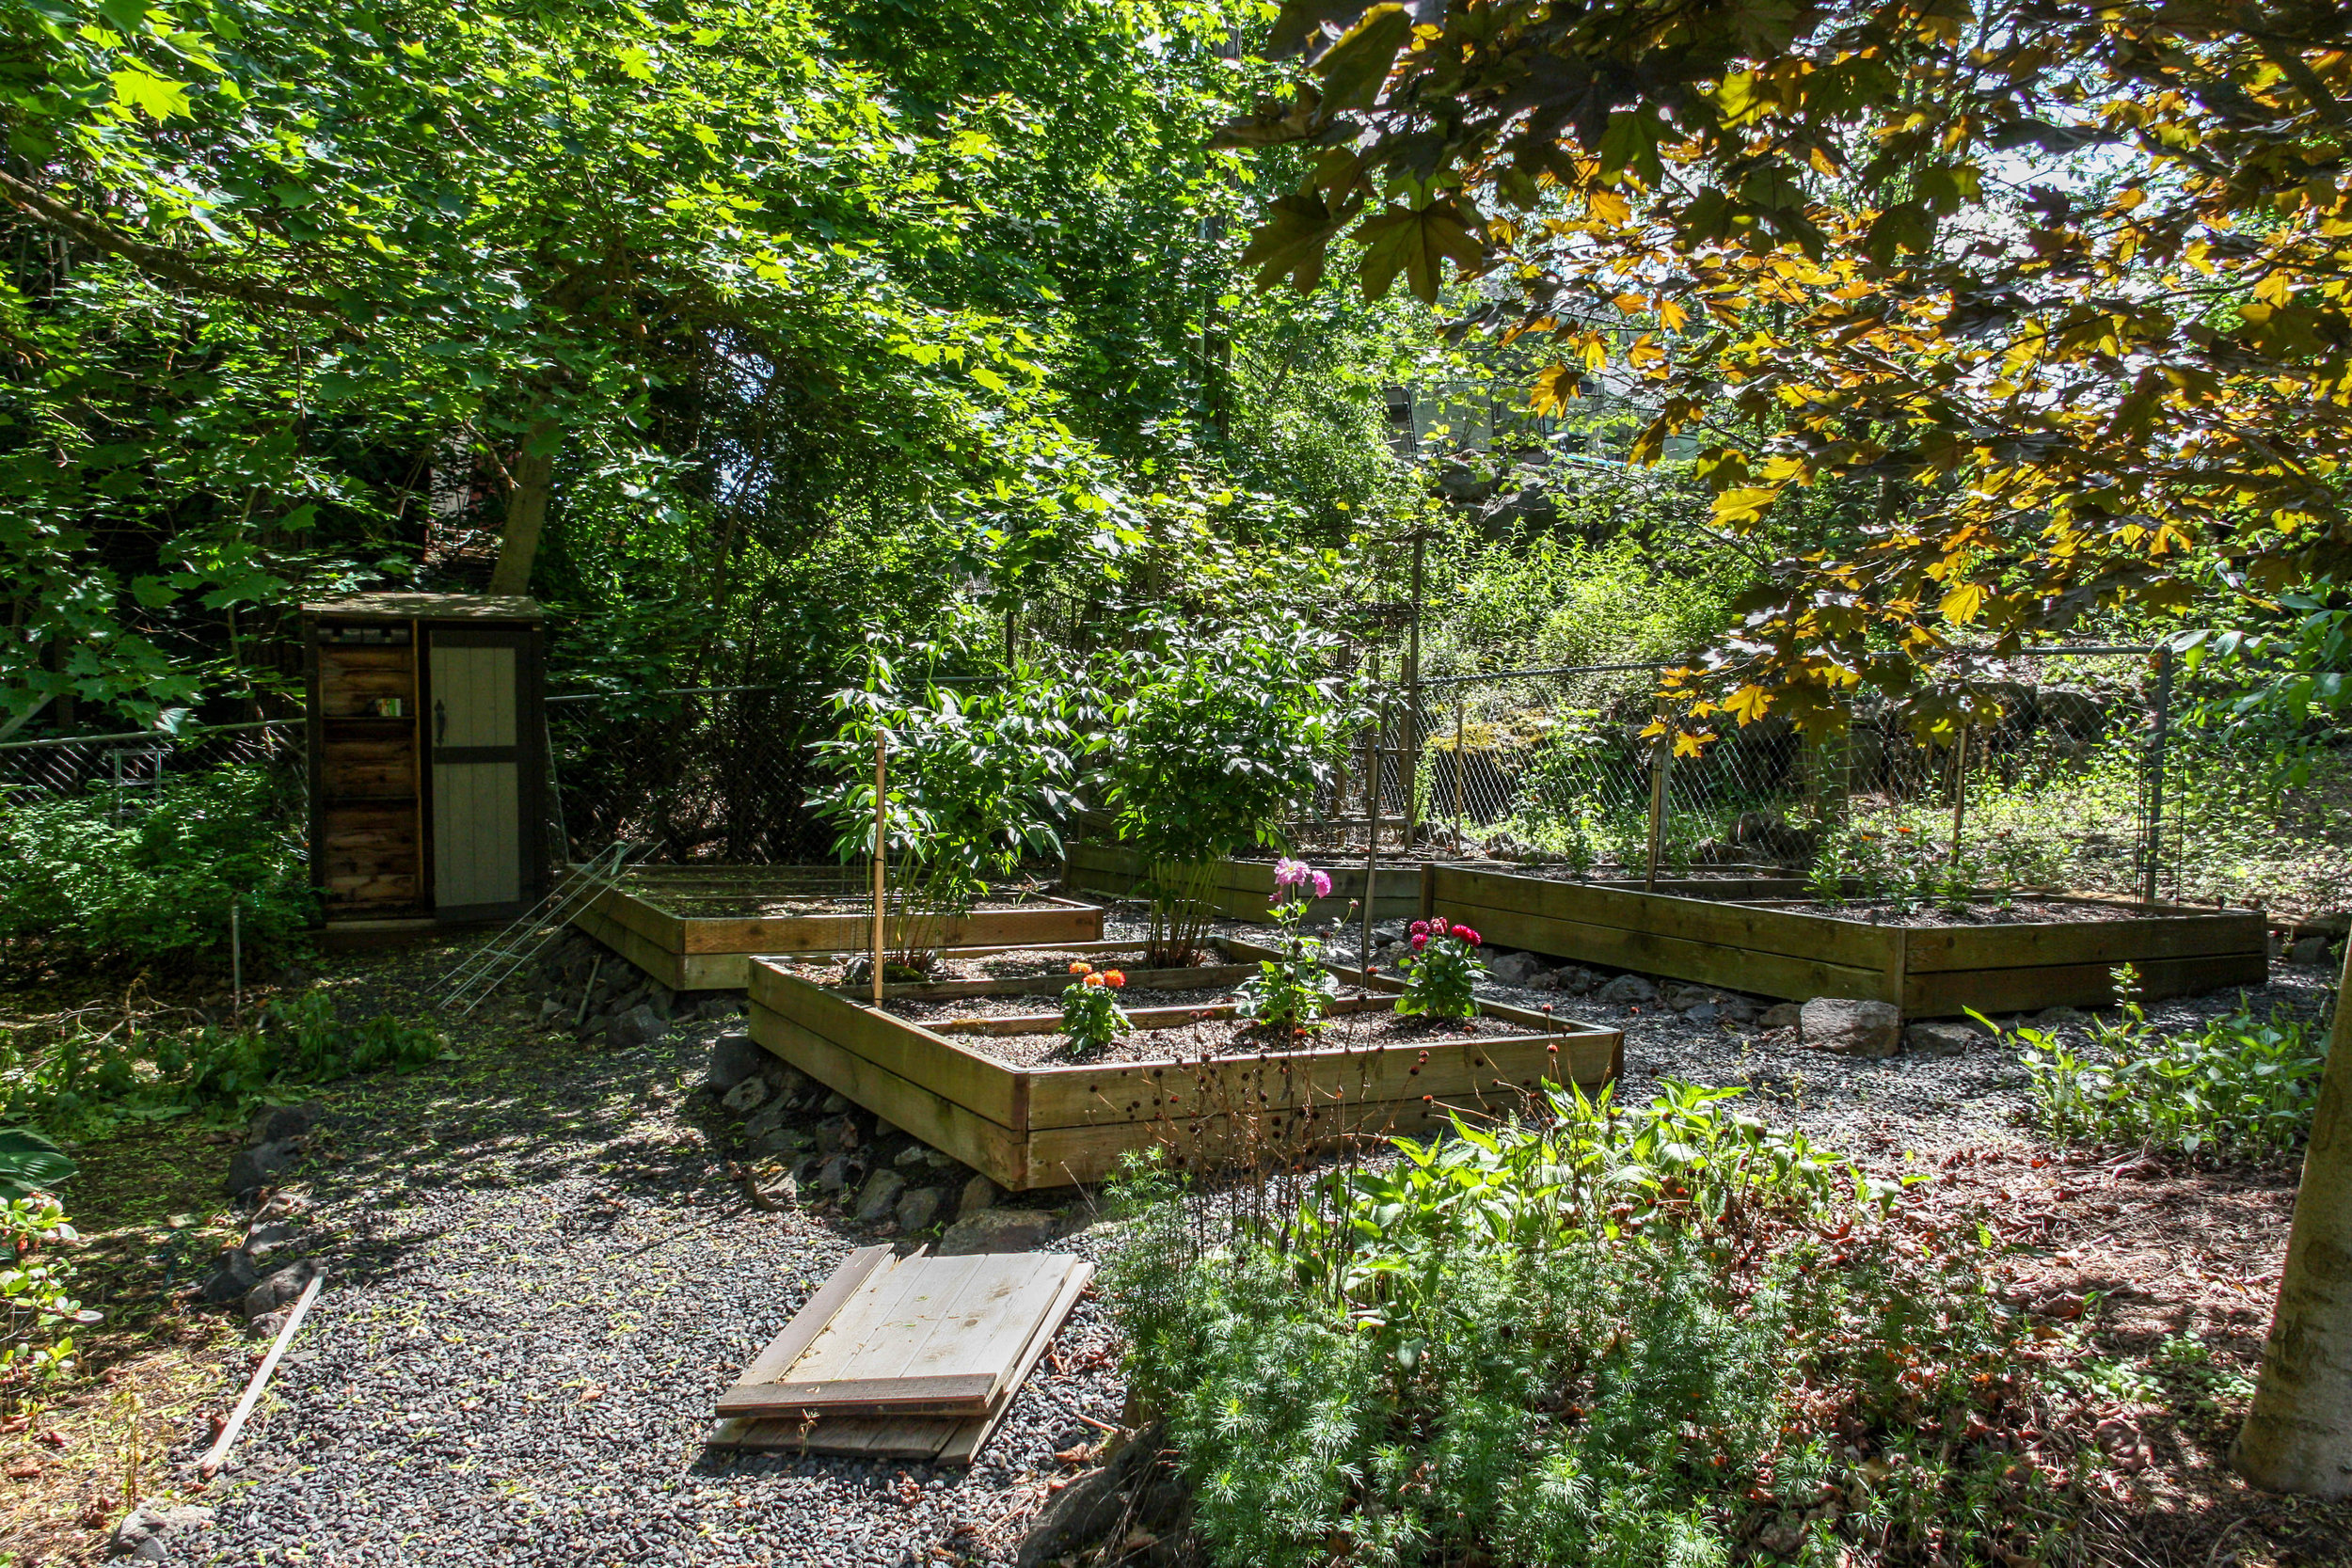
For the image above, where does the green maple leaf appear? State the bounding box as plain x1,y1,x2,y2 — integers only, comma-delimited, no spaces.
1356,199,1486,304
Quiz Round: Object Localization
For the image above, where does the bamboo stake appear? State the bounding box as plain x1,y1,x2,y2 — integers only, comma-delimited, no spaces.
199,1268,324,1478
872,730,887,1006
1948,720,1970,864
1644,708,1669,892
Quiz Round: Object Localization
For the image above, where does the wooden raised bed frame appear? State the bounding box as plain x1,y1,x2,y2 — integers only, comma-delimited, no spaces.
573,866,1104,991
745,939,1623,1191
1421,864,2267,1016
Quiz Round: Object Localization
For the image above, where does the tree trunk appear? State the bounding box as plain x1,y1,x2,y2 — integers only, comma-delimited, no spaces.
2231,939,2352,1497
486,417,560,595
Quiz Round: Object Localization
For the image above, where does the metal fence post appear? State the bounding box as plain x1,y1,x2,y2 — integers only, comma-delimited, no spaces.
1644,705,1670,892
1452,691,1465,851
2142,645,2172,905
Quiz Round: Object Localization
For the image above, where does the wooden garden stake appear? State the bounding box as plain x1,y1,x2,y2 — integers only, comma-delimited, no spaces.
872,729,887,1006
200,1268,324,1478
1644,706,1670,892
2143,644,2172,905
1948,720,1970,864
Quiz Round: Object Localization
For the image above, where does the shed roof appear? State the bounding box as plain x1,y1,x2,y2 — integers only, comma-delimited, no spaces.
302,593,543,622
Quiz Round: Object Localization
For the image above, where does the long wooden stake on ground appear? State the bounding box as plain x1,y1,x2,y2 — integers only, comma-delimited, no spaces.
872,730,888,1007
199,1269,324,1478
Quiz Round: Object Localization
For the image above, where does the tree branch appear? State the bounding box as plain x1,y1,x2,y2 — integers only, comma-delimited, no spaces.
0,166,336,314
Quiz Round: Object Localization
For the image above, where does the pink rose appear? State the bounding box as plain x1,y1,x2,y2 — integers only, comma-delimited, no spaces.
1411,932,1428,949
1310,870,1331,898
1409,920,1429,937
1274,858,1309,889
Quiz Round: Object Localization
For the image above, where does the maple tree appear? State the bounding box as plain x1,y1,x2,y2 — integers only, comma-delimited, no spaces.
1217,0,2352,742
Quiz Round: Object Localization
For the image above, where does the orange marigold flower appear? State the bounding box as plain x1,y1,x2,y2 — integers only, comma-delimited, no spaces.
1069,961,1093,975
1104,970,1126,988
1083,972,1105,988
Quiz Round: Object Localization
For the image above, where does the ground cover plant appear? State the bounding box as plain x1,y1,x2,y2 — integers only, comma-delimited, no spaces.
1110,1084,2089,1568
2002,969,2331,1163
0,765,310,976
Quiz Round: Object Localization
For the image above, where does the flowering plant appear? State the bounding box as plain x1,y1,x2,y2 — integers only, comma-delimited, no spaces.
1059,962,1130,1055
1396,918,1484,1020
1235,860,1339,1032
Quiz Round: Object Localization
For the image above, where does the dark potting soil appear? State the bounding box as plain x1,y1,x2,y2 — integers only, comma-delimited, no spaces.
1750,897,2141,927
809,946,1228,987
921,1000,1536,1069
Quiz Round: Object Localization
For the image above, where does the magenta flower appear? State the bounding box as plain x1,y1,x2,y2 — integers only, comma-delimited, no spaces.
1411,931,1429,949
1310,870,1332,898
1274,858,1311,889
1451,924,1481,945
1410,920,1430,937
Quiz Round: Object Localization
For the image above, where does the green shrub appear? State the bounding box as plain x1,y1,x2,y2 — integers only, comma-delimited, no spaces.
1109,1085,2058,1568
0,764,312,973
0,991,446,1132
1,1194,88,1401
2000,967,2328,1159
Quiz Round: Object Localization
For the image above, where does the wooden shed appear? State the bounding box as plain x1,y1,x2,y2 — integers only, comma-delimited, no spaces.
303,594,548,928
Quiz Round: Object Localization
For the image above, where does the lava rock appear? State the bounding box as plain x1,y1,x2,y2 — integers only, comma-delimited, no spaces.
226,1141,295,1196
853,1169,907,1225
1906,1020,1984,1057
1486,950,1545,986
937,1208,1058,1256
706,1032,768,1092
960,1174,1003,1216
1594,974,1659,1006
198,1249,262,1306
896,1186,946,1232
720,1077,770,1116
109,1502,215,1561
608,1004,669,1050
1801,998,1904,1058
241,1259,321,1321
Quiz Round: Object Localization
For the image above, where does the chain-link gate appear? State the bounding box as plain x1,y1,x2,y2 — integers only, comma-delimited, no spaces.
0,719,305,816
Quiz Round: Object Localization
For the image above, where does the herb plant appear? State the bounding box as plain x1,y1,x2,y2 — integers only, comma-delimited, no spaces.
1394,919,1483,1019
1059,963,1130,1056
1234,859,1339,1034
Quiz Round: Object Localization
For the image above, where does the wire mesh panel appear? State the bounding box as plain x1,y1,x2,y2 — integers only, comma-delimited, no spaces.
545,684,833,864
0,720,305,816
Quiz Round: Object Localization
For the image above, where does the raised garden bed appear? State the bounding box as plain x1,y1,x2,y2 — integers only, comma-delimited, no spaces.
1422,863,2267,1016
571,865,1104,990
745,937,1622,1191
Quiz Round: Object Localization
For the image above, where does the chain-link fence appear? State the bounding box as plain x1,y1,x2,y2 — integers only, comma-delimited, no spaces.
0,719,305,816
1285,648,2344,910
545,683,833,864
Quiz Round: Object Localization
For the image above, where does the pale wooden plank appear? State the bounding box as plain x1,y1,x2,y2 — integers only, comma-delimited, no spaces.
729,1245,893,1390
935,1259,1095,1465
783,1254,984,1385
884,1257,1081,1394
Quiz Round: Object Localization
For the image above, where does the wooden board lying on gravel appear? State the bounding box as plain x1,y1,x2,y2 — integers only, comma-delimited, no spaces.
709,1245,1093,1462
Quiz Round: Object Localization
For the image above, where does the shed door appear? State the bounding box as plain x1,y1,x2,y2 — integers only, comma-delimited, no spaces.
428,636,523,911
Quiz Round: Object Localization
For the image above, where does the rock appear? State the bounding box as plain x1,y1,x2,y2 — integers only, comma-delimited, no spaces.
1594,974,1659,1006
854,1169,908,1225
1373,919,1409,942
2032,1006,2090,1031
815,1153,856,1195
819,1091,850,1115
1014,1425,1161,1568
2288,935,2334,967
1551,966,1603,995
109,1503,215,1562
698,996,743,1020
608,1004,668,1049
896,1186,946,1232
937,1208,1058,1256
720,1077,770,1115
245,1307,292,1339
757,1058,810,1097
240,1259,320,1321
243,1222,302,1263
1906,1020,1982,1058
753,1125,813,1159
959,1174,1003,1217
1801,998,1904,1058
816,1114,862,1150
537,998,567,1022
1759,1002,1804,1031
706,1032,768,1092
1661,984,1729,1012
226,1141,294,1196
1486,950,1545,985
2294,910,2352,941
872,1115,904,1140
742,1101,792,1146
1524,969,1562,990
1684,1004,1721,1027
198,1249,261,1306
893,1144,934,1169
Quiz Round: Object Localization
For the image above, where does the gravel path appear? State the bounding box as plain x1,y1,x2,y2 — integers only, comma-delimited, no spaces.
179,913,2329,1568
187,1006,1121,1568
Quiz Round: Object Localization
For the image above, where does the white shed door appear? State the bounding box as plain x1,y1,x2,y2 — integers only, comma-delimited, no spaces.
430,642,520,910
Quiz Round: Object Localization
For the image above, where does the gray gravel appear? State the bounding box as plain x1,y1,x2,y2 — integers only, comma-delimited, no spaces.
185,1011,1121,1568
181,911,2328,1568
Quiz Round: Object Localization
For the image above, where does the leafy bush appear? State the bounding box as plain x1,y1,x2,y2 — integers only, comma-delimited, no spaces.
810,647,1085,965
2001,968,2329,1159
1059,963,1131,1056
1109,1085,2054,1568
1,1194,89,1399
1097,619,1354,963
0,991,446,1132
0,764,311,973
0,1129,76,1200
